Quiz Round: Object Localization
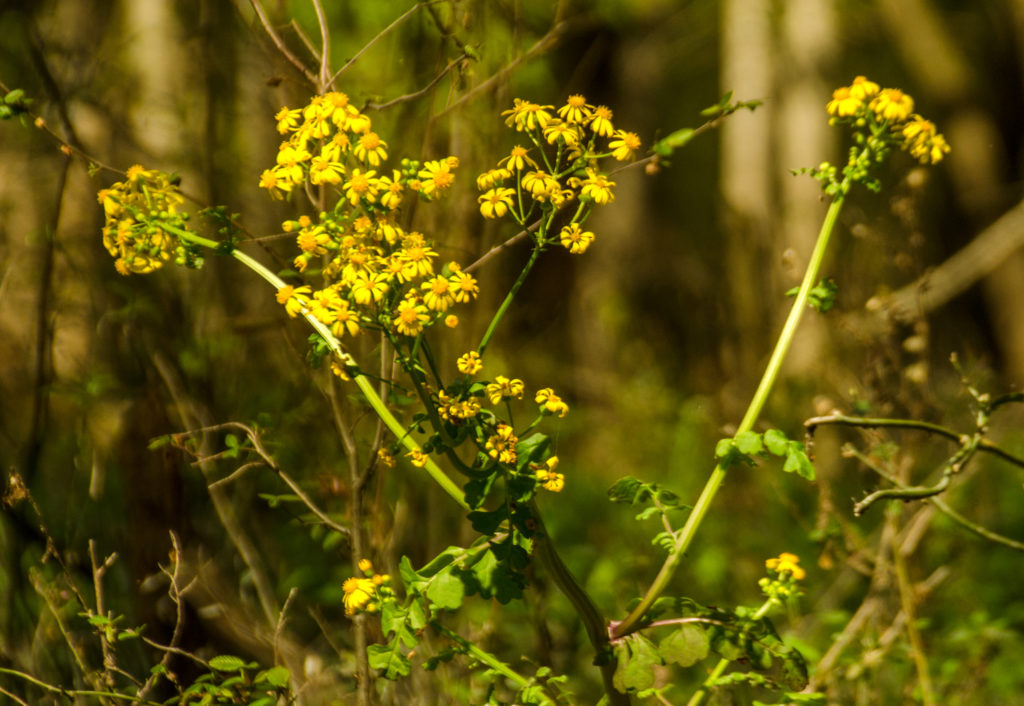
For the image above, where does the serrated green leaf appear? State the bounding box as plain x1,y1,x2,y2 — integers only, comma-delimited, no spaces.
607,476,649,504
399,555,420,587
659,624,709,667
612,634,661,693
763,429,788,456
734,430,763,455
407,596,427,630
426,569,465,610
208,655,246,672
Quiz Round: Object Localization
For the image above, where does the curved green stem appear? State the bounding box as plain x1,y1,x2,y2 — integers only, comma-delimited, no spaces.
477,244,543,356
611,188,848,639
166,224,469,510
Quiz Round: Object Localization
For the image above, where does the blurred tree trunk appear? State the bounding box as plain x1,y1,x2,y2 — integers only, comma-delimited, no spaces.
775,0,835,379
719,0,774,398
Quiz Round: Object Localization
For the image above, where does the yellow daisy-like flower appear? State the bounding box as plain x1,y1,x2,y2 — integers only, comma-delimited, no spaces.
765,552,806,581
559,222,595,254
378,170,404,210
502,98,555,132
535,387,569,417
343,168,380,205
276,284,312,318
902,115,951,164
353,131,388,166
478,187,516,219
485,375,525,405
400,240,437,279
456,351,482,375
448,269,479,303
609,130,641,161
578,170,615,205
589,105,615,136
342,577,376,615
309,155,345,185
259,168,292,198
521,170,561,200
275,106,302,134
394,298,430,336
445,314,459,328
477,168,512,191
870,88,914,122
422,275,455,312
848,75,880,100
486,424,518,465
543,119,581,147
826,86,861,118
558,94,593,124
377,449,396,468
533,456,564,492
406,448,429,467
351,273,389,306
417,159,456,196
499,145,538,172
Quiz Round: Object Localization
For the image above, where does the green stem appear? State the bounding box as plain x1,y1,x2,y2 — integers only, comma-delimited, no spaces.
0,667,166,706
611,189,847,639
168,226,469,510
431,621,530,689
477,244,543,356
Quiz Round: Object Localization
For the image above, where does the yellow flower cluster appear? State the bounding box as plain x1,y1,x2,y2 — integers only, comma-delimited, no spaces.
532,456,564,492
477,95,641,255
98,165,195,275
264,93,478,341
759,552,806,601
342,559,392,616
826,76,950,165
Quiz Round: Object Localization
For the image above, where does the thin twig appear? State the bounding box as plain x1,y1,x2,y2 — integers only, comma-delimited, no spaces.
365,54,467,111
311,0,330,89
248,0,318,86
328,2,428,87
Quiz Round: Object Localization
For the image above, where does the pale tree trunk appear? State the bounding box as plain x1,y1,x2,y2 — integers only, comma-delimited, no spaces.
720,0,775,387
776,0,835,379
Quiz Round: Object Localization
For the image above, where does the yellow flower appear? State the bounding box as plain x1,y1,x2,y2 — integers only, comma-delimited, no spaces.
275,106,302,134
351,273,389,306
342,577,376,615
353,131,389,166
358,558,374,574
535,387,569,417
394,298,430,336
478,187,516,219
378,170,404,210
498,145,538,172
445,314,459,328
521,170,560,200
826,86,861,118
477,168,512,191
558,94,593,124
609,130,641,161
578,169,615,205
848,75,880,100
309,155,344,185
543,120,581,146
377,449,396,467
534,456,564,492
486,424,518,465
422,275,455,312
276,284,312,317
406,448,429,467
343,168,380,205
502,98,555,132
449,270,479,303
330,299,362,337
559,222,595,254
765,552,806,581
485,375,525,405
589,105,615,136
400,240,437,279
902,115,950,164
457,351,483,375
870,88,914,122
417,159,456,196
275,144,311,184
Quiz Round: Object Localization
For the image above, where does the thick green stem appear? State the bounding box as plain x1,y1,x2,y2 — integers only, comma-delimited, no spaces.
477,244,542,356
431,622,529,688
611,190,847,639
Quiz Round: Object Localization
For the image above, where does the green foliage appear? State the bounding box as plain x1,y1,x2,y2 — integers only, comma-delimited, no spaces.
716,429,814,480
786,278,839,313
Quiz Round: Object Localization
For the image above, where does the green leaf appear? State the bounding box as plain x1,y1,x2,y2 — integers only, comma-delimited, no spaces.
612,634,662,693
659,624,710,667
468,507,507,535
607,476,649,504
783,444,815,480
261,666,290,688
4,88,25,104
426,569,465,611
763,429,788,456
734,430,764,456
515,432,550,472
208,655,246,672
653,127,695,156
368,641,412,679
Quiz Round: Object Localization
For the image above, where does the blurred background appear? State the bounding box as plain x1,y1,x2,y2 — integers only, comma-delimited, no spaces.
2,0,1024,703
